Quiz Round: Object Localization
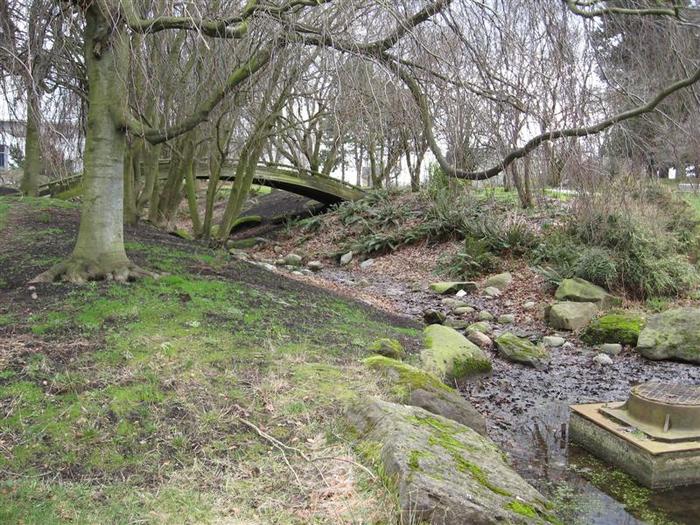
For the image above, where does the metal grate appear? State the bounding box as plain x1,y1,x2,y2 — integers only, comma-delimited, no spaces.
633,382,700,406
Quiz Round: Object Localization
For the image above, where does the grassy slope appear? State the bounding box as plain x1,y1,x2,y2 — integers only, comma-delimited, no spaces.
0,197,419,524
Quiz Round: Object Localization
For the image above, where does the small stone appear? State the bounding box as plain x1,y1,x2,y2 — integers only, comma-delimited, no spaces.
497,314,515,324
455,289,468,298
453,306,475,316
495,333,551,369
229,248,248,260
360,259,374,270
523,301,536,310
484,272,512,291
292,271,304,276
542,336,566,348
272,245,284,254
484,286,501,298
340,251,354,265
593,353,613,366
562,342,575,351
441,298,468,309
284,253,303,266
275,258,286,266
467,331,492,349
429,282,478,295
28,285,36,291
466,322,492,334
260,263,276,272
307,260,323,272
423,309,446,325
444,319,469,330
31,292,38,300
600,343,623,356
478,311,494,322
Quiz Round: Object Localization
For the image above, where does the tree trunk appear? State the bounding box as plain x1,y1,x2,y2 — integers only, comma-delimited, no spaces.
20,89,42,196
33,5,149,283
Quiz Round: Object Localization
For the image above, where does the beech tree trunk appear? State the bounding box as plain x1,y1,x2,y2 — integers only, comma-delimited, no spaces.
34,5,149,283
21,90,43,196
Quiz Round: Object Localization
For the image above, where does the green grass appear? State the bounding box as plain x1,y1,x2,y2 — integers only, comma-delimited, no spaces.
682,192,700,220
543,188,575,201
1,209,420,524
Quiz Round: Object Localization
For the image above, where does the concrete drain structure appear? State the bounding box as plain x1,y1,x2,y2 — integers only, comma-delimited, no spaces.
570,381,700,488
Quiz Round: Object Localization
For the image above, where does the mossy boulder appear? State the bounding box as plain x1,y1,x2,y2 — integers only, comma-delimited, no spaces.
429,281,478,295
368,338,405,359
554,277,619,308
494,333,551,370
364,356,451,397
484,272,513,291
637,307,700,363
581,312,646,346
546,301,598,331
348,398,554,524
363,356,486,433
422,325,492,381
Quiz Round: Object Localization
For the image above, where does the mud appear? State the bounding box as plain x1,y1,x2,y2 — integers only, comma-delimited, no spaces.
310,266,700,525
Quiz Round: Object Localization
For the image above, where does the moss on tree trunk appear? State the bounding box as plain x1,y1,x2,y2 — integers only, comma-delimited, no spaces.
33,5,151,283
20,91,42,197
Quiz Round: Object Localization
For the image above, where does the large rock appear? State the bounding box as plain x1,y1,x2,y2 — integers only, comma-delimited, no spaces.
637,308,700,363
409,389,487,436
422,325,492,380
484,272,512,291
554,277,618,307
494,333,550,369
429,281,478,295
581,312,646,346
547,301,598,331
349,398,555,525
363,356,486,434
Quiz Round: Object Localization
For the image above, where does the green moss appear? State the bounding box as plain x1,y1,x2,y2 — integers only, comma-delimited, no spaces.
572,454,680,525
408,450,431,471
1,200,417,523
368,338,405,359
364,356,451,400
422,324,492,380
452,356,493,377
581,312,645,346
494,333,550,367
454,456,511,496
506,500,538,517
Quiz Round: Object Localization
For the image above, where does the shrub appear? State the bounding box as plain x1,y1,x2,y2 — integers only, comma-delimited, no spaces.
439,236,501,279
573,247,618,290
534,183,699,299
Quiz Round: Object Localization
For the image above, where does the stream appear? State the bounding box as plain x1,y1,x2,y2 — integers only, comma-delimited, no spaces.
318,267,700,525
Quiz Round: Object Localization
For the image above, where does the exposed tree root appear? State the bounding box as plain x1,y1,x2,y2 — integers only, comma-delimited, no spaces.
31,258,158,284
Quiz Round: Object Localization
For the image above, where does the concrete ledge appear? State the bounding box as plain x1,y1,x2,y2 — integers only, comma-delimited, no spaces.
569,407,700,489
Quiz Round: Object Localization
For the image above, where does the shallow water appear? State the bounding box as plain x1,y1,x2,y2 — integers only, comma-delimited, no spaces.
461,349,700,524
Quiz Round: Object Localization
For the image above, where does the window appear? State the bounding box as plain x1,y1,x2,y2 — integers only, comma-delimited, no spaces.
0,144,7,170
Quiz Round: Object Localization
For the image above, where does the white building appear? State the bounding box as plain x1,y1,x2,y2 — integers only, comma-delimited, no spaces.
0,98,25,171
